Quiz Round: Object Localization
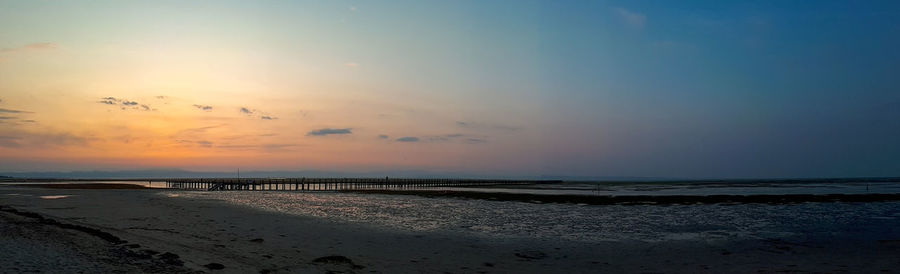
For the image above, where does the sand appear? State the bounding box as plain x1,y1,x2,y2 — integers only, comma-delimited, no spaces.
2,185,899,273
12,183,148,189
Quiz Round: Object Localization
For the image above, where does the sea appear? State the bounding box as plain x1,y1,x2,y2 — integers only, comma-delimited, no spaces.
4,179,900,244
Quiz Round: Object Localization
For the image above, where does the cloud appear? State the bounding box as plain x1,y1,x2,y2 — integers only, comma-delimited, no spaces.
175,139,215,148
1,42,59,54
192,104,213,111
0,108,32,114
389,133,487,144
0,107,36,125
456,121,520,132
239,107,277,120
396,137,420,142
23,43,58,50
0,136,20,148
378,134,389,139
97,97,152,111
176,124,225,135
307,128,353,136
215,143,300,152
464,138,488,144
614,7,646,29
345,62,359,68
262,143,298,151
0,132,89,148
349,5,358,12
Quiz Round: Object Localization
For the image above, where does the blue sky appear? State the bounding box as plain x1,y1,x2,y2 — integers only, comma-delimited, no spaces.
0,1,898,178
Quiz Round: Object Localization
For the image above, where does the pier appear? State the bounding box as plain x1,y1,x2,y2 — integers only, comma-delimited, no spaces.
164,178,560,191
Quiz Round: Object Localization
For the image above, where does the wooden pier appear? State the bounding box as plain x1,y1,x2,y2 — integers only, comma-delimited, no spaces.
164,178,560,191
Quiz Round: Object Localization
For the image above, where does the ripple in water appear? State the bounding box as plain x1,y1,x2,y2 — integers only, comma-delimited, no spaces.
168,191,900,243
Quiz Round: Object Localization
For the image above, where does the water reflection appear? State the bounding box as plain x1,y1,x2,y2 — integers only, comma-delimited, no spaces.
169,191,900,243
39,195,71,199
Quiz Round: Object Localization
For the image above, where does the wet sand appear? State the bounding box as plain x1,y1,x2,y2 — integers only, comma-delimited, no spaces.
2,186,900,273
11,183,148,189
347,189,900,205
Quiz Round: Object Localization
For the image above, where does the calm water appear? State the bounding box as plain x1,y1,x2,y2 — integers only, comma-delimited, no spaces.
440,181,900,196
168,185,900,243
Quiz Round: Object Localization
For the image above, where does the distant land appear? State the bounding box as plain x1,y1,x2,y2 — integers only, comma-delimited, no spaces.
0,169,897,182
0,169,657,181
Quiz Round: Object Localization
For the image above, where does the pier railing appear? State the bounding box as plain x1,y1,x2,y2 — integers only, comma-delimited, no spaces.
163,178,560,191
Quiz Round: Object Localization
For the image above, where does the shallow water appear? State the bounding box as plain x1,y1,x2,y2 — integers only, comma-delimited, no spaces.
441,181,900,196
170,190,900,243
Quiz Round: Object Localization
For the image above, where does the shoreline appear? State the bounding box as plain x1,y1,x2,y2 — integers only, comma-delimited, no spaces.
9,182,900,204
10,183,149,189
3,186,900,273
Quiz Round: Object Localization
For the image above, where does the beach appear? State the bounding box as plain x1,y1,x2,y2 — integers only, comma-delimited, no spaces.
2,183,900,273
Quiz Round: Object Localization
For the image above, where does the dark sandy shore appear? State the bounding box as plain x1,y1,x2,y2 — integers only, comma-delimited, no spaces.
2,186,900,273
11,183,148,189
0,205,192,273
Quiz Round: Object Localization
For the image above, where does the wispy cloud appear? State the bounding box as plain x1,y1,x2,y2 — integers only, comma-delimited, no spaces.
97,97,153,111
216,143,300,152
396,136,420,142
0,106,36,125
393,133,488,144
456,121,520,132
464,138,488,144
614,7,646,29
378,134,389,139
177,139,214,148
0,131,89,148
239,107,277,120
1,42,59,54
345,62,359,68
176,124,225,135
192,104,213,111
0,108,32,114
307,128,353,136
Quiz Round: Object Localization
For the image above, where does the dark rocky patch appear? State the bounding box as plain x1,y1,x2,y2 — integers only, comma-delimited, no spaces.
204,263,225,270
0,206,125,244
312,255,365,269
159,252,184,266
514,250,547,260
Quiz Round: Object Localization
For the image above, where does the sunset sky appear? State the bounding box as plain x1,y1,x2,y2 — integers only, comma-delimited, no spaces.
1,1,899,178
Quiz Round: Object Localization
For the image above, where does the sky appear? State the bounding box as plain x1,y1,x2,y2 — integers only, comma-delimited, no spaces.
1,1,899,178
